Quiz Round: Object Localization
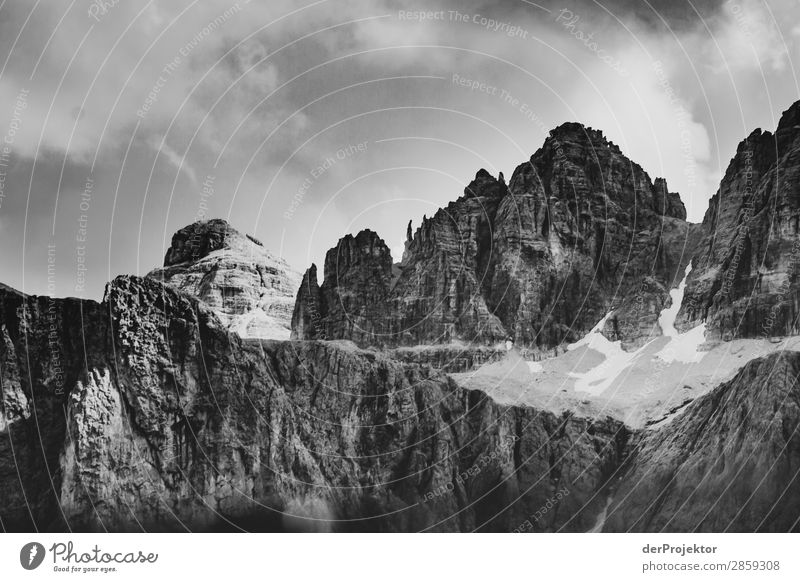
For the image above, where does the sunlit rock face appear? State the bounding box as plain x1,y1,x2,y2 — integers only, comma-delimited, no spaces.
293,124,701,351
148,219,300,340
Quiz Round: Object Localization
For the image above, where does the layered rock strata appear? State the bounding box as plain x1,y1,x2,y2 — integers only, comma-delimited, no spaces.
148,219,300,340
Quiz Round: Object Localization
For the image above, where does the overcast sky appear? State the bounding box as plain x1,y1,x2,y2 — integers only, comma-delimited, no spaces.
0,0,797,298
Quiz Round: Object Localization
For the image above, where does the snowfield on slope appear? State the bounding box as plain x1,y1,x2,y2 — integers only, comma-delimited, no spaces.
452,264,800,427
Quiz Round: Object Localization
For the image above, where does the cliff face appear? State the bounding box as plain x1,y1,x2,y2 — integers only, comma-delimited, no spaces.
389,170,509,346
0,285,107,530
291,230,394,344
487,125,700,349
293,125,701,350
677,102,800,341
605,351,800,532
293,171,509,346
3,276,798,532
1,277,627,532
148,219,300,340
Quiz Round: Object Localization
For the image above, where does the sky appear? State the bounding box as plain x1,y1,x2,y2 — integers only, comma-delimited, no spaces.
0,0,797,299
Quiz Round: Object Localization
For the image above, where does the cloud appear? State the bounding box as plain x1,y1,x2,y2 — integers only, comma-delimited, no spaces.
0,0,312,162
147,135,197,183
705,0,792,73
0,0,797,297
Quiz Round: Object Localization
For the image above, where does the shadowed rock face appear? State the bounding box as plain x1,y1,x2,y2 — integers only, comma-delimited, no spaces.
148,219,300,340
677,101,800,341
1,277,628,532
487,124,699,349
2,275,799,532
291,230,394,344
0,286,107,530
293,124,702,351
605,351,800,532
293,172,510,346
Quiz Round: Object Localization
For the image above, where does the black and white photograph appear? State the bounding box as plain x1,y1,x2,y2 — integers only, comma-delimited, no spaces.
0,0,798,578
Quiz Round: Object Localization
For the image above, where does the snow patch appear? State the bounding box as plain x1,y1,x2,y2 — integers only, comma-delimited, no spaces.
656,322,706,363
567,313,612,352
658,262,691,337
655,263,707,363
567,313,641,395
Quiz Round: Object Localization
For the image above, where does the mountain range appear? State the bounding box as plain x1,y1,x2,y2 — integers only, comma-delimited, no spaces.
2,101,800,532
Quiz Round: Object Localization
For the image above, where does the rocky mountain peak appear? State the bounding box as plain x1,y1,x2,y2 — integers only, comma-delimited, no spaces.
323,229,393,282
292,116,700,349
776,100,800,152
499,120,685,226
162,218,258,266
652,177,687,220
545,121,621,154
292,229,395,345
148,219,300,340
677,98,800,340
777,99,800,132
464,169,508,200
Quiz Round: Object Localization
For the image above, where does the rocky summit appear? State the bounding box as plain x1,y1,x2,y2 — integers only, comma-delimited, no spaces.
148,219,300,340
677,101,800,342
293,124,703,351
3,103,800,532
